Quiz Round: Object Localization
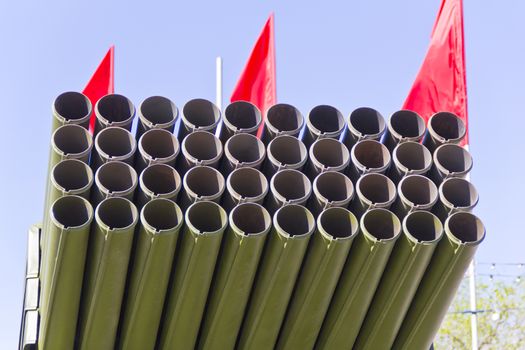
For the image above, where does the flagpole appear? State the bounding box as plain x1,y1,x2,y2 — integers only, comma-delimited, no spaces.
216,57,223,111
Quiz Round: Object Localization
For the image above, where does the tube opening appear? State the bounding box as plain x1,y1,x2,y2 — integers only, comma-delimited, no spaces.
349,107,385,136
404,211,443,242
352,140,390,169
97,197,138,230
268,136,307,165
231,203,271,235
96,127,135,157
185,166,224,197
183,131,222,162
389,110,425,138
226,134,265,164
224,101,261,129
319,207,358,238
267,104,303,132
272,170,311,201
229,168,268,198
358,173,396,204
187,201,227,233
275,205,315,237
183,99,220,128
53,160,92,192
435,144,473,174
315,172,354,202
394,142,432,171
441,178,478,208
53,125,92,155
54,91,91,122
141,164,180,195
362,209,400,240
96,161,137,193
429,112,466,141
142,199,182,231
447,212,485,243
309,105,344,133
311,138,349,167
51,196,92,228
140,96,177,126
140,129,179,159
97,94,134,123
399,175,438,206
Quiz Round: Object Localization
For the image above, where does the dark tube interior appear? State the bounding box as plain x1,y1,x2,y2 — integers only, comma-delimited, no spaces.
358,174,396,204
269,136,306,165
184,131,222,161
53,160,92,191
141,129,178,159
229,168,267,198
390,110,426,138
143,199,181,231
97,127,135,157
441,178,478,207
186,166,224,197
187,201,226,232
275,205,315,237
447,212,484,243
362,209,400,240
430,112,466,141
142,164,180,195
312,138,349,167
349,107,385,135
395,142,432,171
52,196,92,228
273,170,311,201
97,162,137,192
315,172,354,201
97,94,134,123
400,175,438,205
54,92,91,121
227,134,265,163
405,211,442,242
435,144,473,173
319,207,357,238
183,99,220,127
140,96,177,125
53,125,92,155
267,104,303,132
97,197,137,229
224,101,261,129
309,105,344,133
353,140,390,169
231,203,271,235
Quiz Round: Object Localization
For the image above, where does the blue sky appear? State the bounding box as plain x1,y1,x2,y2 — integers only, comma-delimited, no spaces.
0,0,522,347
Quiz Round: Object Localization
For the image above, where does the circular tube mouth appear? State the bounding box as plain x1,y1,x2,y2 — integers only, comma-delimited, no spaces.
95,161,138,196
227,167,268,200
225,133,266,166
361,208,401,241
439,177,479,210
348,107,386,139
52,124,93,158
140,164,181,197
274,204,315,237
388,110,426,140
223,101,262,133
51,159,93,193
139,96,178,128
95,94,135,125
351,140,391,172
271,169,312,203
96,197,139,231
313,171,354,203
53,91,92,124
183,166,225,199
95,127,136,161
307,105,345,136
428,112,466,143
230,203,272,236
182,131,223,164
267,135,307,168
398,175,438,208
139,128,180,162
266,103,305,135
403,211,443,243
310,138,350,169
434,144,473,176
185,201,228,234
445,212,485,244
356,173,397,207
318,207,359,240
393,141,432,174
182,98,221,130
50,195,93,229
141,198,183,233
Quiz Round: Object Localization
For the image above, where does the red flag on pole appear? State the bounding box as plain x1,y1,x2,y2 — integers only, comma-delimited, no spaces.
231,13,276,138
402,0,468,145
83,46,115,134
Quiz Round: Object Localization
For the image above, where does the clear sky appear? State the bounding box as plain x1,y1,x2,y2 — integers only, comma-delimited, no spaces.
0,0,522,347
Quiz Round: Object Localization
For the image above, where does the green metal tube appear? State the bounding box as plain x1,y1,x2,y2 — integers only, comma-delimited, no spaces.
91,161,138,207
51,91,92,132
276,207,359,350
136,95,178,140
237,204,315,350
198,203,272,350
178,98,222,140
136,163,181,209
78,197,139,350
177,130,224,175
422,111,467,153
135,128,180,174
92,126,137,171
158,201,228,350
38,195,93,350
260,103,304,145
178,165,225,211
354,211,443,350
349,173,397,218
118,199,184,350
392,212,485,350
93,93,136,136
390,174,438,219
315,208,401,349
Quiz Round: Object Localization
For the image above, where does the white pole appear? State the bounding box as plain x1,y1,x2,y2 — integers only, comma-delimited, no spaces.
216,56,223,111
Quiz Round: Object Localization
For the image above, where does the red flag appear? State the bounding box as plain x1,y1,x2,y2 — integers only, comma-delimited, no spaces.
83,46,115,133
402,0,468,144
231,14,276,138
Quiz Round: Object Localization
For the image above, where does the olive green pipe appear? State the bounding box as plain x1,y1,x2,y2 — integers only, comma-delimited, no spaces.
77,197,139,350
51,91,92,132
382,110,426,151
263,135,308,177
136,95,178,140
265,169,312,214
354,211,444,350
429,143,473,184
198,203,272,350
422,111,466,153
135,128,180,174
135,164,181,209
178,98,221,140
158,201,228,350
221,167,269,212
93,93,136,136
386,141,432,184
304,138,350,180
433,177,479,221
237,204,315,350
260,103,304,145
219,101,262,143
38,196,93,350
347,139,391,182
315,208,401,349
220,133,266,176
390,174,438,220
392,212,485,350
302,104,345,149
176,130,224,175
341,107,386,151
178,165,225,211
91,161,138,207
91,126,137,171
118,199,184,350
307,171,354,216
349,173,397,218
276,207,359,350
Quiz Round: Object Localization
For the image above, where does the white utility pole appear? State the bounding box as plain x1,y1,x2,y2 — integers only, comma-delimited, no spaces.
216,56,223,111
